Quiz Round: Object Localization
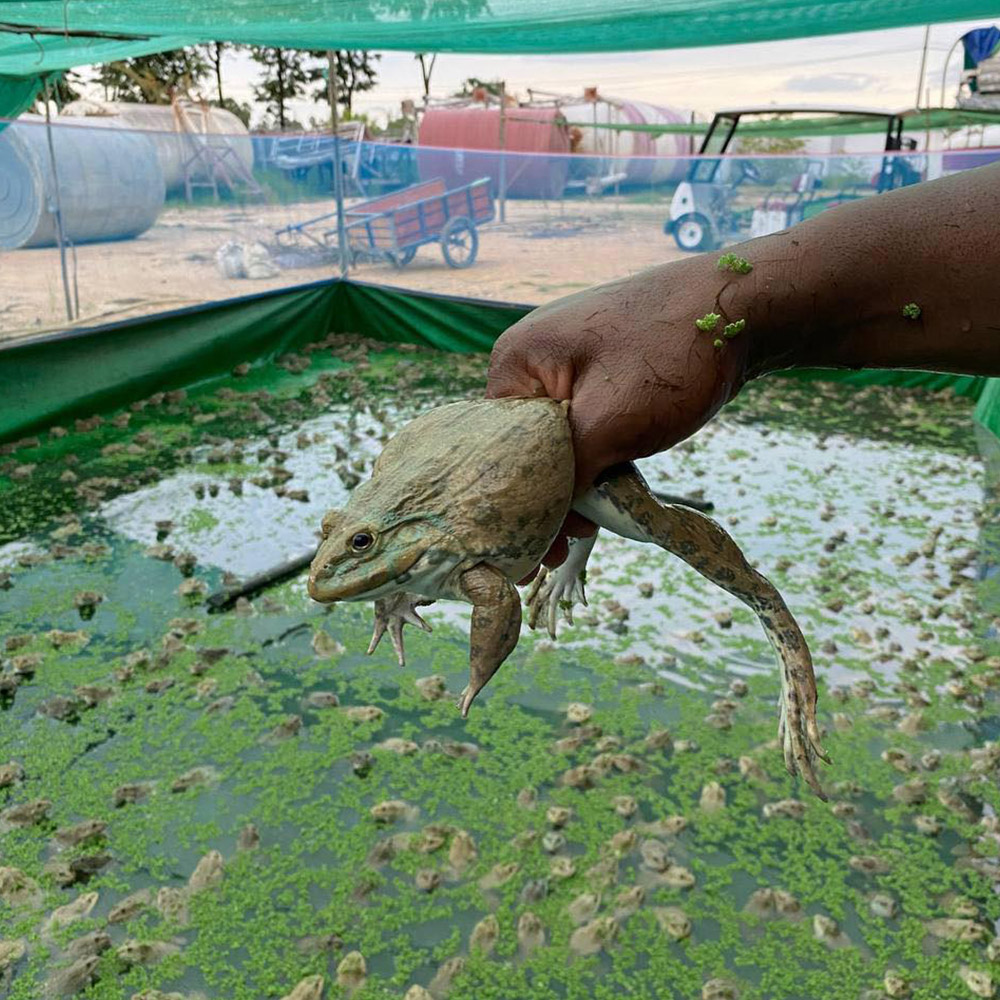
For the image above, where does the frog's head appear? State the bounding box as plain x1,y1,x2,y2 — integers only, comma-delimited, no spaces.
307,506,432,603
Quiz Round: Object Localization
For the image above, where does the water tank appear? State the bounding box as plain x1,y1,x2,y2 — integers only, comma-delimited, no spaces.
559,97,693,185
60,99,253,193
0,118,165,249
417,107,570,198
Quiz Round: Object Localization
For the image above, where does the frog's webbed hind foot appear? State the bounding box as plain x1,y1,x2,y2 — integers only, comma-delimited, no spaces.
575,464,830,799
456,564,521,717
525,533,597,639
367,592,434,666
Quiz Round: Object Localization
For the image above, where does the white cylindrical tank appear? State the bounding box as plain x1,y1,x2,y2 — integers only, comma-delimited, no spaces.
59,99,253,192
0,117,165,249
560,96,694,184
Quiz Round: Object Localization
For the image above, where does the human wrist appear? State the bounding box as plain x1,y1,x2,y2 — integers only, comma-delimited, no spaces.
721,228,863,380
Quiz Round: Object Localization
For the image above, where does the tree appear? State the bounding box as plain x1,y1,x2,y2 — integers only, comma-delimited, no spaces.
200,42,241,104
452,77,504,99
250,47,313,130
415,53,436,99
94,49,209,103
311,51,380,116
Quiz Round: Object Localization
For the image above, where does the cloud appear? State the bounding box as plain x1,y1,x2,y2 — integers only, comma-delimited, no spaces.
784,72,879,92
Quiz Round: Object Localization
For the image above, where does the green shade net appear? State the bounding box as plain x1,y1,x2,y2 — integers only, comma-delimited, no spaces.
566,108,1000,138
0,70,59,120
0,0,996,69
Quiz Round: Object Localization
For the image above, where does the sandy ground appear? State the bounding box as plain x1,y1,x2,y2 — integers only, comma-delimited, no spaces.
0,196,688,341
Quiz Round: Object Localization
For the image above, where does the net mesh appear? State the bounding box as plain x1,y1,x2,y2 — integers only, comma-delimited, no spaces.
0,0,994,72
0,116,996,338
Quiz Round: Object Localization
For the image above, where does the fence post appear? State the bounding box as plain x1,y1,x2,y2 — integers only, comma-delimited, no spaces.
327,51,349,279
498,81,507,223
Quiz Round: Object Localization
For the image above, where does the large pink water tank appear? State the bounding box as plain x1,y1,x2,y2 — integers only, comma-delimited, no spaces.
416,107,570,198
559,97,693,184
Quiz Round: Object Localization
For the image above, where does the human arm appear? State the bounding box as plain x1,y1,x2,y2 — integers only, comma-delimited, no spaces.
487,160,1000,497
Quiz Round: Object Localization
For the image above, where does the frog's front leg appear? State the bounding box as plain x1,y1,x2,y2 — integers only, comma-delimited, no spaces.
367,592,434,666
525,532,598,638
455,564,522,717
575,464,829,799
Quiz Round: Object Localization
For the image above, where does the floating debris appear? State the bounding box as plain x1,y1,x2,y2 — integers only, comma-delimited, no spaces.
371,800,416,824
469,914,499,954
569,917,618,956
44,955,100,996
336,953,367,994
280,975,325,1000
959,968,995,999
700,782,726,812
43,892,99,936
1,798,51,827
116,939,181,968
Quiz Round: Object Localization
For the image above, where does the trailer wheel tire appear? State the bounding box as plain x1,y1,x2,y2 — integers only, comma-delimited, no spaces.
391,246,418,268
441,217,478,268
672,213,715,253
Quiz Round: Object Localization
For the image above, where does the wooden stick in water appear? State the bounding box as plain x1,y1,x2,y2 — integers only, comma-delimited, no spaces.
206,550,315,612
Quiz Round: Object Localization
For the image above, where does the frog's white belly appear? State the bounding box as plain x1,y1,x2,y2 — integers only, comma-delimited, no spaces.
386,548,538,604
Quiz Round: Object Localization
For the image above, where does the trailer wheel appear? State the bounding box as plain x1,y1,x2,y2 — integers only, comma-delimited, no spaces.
672,213,716,253
391,246,417,268
441,217,478,268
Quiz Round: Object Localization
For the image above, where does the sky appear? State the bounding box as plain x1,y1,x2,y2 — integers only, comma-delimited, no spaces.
235,19,987,128
71,18,991,129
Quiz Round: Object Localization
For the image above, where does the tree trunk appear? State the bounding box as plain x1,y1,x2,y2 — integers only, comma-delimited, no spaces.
418,53,436,98
214,43,224,103
277,50,286,130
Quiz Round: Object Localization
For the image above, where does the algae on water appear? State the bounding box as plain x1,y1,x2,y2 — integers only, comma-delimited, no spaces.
0,333,996,1000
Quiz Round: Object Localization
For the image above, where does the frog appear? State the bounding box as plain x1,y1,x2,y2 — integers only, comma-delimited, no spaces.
308,397,828,796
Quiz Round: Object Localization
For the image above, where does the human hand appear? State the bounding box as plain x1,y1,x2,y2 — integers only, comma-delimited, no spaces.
486,254,752,568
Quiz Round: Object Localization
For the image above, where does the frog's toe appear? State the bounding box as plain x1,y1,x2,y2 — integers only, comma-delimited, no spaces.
778,691,828,800
367,594,434,667
457,683,480,717
524,568,550,632
524,565,587,640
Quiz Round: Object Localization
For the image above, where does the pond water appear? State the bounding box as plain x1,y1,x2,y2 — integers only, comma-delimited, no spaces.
1,335,998,1000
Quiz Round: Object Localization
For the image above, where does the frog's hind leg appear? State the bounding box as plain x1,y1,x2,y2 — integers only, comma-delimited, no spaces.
525,533,598,639
574,464,829,799
456,564,522,718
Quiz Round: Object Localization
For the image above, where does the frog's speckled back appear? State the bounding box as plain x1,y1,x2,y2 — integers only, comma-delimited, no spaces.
350,397,575,565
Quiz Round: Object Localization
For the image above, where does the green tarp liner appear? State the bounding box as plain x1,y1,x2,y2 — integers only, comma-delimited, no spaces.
0,1,997,68
0,281,529,442
0,281,339,442
566,108,1000,139
1,279,997,446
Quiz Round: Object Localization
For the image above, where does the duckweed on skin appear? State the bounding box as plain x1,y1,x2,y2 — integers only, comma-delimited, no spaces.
0,332,998,999
717,253,754,275
695,312,723,333
902,303,922,320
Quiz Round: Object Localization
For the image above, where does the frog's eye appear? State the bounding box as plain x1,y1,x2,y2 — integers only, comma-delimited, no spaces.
349,531,375,552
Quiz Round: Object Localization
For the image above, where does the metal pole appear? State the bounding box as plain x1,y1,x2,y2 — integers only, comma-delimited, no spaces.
327,51,349,279
42,77,74,323
915,25,931,108
497,81,507,223
940,35,964,108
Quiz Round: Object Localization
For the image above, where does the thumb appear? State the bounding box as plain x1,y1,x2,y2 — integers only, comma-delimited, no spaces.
486,334,574,401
